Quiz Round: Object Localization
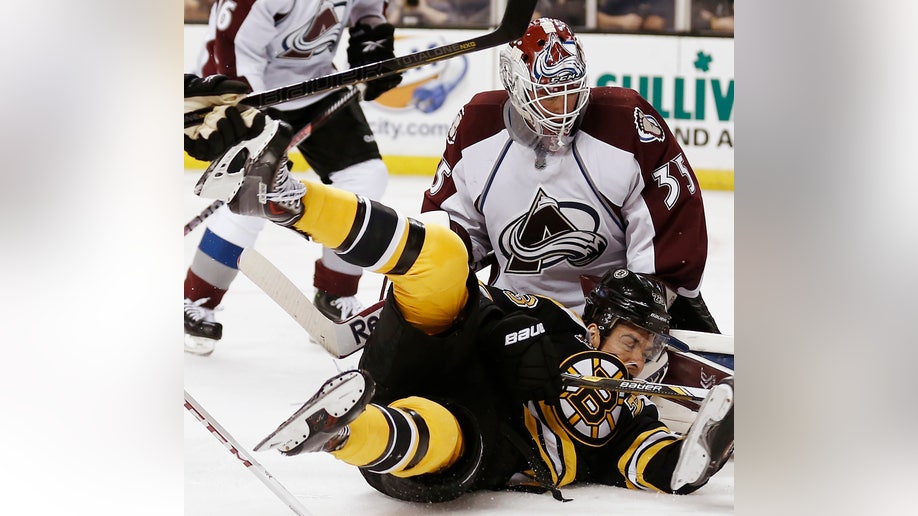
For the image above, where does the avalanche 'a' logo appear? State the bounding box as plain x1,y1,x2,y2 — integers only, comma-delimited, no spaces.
277,1,342,59
532,33,585,84
497,189,607,274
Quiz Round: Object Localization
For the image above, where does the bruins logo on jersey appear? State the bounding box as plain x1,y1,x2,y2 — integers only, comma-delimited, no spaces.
555,350,628,447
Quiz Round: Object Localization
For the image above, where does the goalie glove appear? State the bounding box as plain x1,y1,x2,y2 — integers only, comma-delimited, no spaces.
184,74,266,161
347,23,402,101
485,312,562,403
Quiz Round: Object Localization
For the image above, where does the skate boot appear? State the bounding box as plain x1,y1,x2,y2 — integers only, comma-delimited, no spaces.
184,298,222,356
671,376,734,490
254,370,375,456
314,290,365,322
196,118,306,227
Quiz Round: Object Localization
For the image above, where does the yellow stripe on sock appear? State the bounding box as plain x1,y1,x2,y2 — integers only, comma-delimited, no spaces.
293,181,359,248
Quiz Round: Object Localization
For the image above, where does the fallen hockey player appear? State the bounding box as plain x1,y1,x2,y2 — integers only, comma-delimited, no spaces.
184,63,734,502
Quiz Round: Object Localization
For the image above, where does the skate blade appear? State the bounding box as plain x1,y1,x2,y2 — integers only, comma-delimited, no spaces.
184,334,216,356
194,118,280,202
253,371,368,453
671,383,733,489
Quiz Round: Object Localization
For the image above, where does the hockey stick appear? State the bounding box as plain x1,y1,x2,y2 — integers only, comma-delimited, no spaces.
239,248,710,402
185,87,360,234
559,373,708,403
239,248,383,358
238,249,718,401
185,200,224,236
184,390,313,515
184,0,537,127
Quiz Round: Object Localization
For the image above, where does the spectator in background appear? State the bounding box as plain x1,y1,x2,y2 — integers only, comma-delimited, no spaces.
388,0,491,27
597,0,673,32
533,0,587,28
184,0,214,23
692,0,733,34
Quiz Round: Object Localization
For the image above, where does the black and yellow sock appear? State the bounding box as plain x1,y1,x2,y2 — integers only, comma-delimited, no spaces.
332,396,464,478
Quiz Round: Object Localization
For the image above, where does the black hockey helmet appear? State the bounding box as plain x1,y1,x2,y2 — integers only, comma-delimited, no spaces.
582,268,671,338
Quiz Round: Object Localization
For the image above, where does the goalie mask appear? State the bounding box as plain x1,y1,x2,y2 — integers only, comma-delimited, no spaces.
582,268,671,364
499,18,589,152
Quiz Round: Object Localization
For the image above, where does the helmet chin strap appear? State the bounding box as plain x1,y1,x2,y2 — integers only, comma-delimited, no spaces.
503,102,574,164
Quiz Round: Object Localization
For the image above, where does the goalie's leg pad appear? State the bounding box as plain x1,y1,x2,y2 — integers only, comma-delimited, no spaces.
253,370,374,454
671,376,734,491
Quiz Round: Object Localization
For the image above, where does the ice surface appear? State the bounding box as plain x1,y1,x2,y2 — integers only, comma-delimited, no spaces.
184,172,734,515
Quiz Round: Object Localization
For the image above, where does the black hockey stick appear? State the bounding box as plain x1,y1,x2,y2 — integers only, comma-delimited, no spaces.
237,248,715,405
184,200,224,236
559,373,708,403
184,391,313,515
184,87,360,236
184,0,537,127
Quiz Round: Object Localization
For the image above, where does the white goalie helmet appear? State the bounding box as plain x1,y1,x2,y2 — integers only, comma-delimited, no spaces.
499,18,590,151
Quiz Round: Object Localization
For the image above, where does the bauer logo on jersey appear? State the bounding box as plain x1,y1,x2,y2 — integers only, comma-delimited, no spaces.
556,350,627,447
498,189,607,274
634,107,665,143
503,322,546,346
277,1,343,59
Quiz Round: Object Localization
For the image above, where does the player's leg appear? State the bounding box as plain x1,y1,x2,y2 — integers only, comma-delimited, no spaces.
184,206,266,355
274,96,390,322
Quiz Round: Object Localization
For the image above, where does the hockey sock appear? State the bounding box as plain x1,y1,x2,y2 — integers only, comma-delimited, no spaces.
293,181,469,334
332,397,464,478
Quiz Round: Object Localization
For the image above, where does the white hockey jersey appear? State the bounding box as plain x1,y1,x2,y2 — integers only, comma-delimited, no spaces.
421,88,710,315
197,0,387,111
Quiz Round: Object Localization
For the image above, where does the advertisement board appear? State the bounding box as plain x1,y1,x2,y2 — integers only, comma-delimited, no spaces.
184,26,734,190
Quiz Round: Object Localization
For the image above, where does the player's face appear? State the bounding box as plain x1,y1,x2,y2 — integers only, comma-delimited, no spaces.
592,321,658,377
534,88,581,123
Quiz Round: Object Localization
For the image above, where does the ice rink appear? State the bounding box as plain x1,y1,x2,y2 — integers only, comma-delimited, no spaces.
184,171,734,515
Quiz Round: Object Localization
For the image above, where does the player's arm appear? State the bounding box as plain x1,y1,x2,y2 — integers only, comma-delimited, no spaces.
622,98,718,332
623,97,708,300
209,0,276,92
347,0,402,100
421,108,495,269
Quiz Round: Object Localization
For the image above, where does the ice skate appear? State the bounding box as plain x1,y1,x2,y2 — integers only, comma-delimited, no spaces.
314,290,365,322
254,370,375,455
196,118,306,226
671,376,734,490
184,298,222,356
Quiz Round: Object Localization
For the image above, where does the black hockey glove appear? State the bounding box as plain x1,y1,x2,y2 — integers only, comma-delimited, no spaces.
184,74,266,161
347,23,402,101
485,313,563,403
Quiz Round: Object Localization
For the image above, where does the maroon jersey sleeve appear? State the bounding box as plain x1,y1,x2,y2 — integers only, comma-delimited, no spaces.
201,0,257,87
580,88,708,295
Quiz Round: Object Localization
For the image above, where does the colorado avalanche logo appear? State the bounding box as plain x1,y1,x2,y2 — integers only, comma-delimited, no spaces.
498,189,607,274
556,350,628,447
277,2,342,59
532,34,585,85
634,107,665,143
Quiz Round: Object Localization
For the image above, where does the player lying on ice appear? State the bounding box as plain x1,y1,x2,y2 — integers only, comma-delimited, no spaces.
185,77,734,503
